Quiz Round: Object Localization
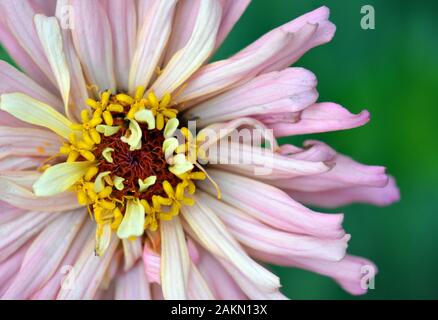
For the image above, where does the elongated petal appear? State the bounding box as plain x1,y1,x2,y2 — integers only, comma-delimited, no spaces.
258,103,370,137
0,16,55,91
198,191,348,262
0,211,59,263
150,0,222,98
163,0,200,65
34,15,71,116
208,141,330,180
143,244,161,284
272,151,389,192
0,243,27,296
0,171,42,189
160,216,190,300
0,61,62,109
288,177,400,208
182,201,280,293
70,0,116,92
198,250,247,300
122,237,143,271
57,234,119,300
185,68,318,125
249,248,377,296
129,0,178,93
55,0,89,121
177,30,292,105
31,0,57,15
32,219,94,300
0,177,80,212
0,156,43,172
0,1,56,86
0,126,61,158
259,6,336,73
199,169,345,239
33,161,95,197
215,0,251,50
187,263,215,300
104,0,137,91
2,210,85,299
115,261,151,300
0,93,73,139
117,200,145,239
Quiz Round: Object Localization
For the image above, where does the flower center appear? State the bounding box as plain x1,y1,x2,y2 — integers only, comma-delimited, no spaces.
57,87,210,255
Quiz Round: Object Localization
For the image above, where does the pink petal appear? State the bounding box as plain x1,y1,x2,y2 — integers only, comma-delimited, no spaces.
31,0,57,16
198,250,247,300
129,0,178,93
271,150,390,192
200,169,345,239
55,0,89,121
208,141,331,180
57,234,119,300
0,126,61,158
0,177,81,212
258,6,336,73
289,176,400,208
32,220,94,300
278,141,337,163
70,0,116,93
0,61,63,110
198,191,349,262
0,210,59,263
0,201,25,225
258,102,370,137
122,237,143,271
163,0,200,66
143,244,161,285
0,242,28,296
184,68,318,126
115,260,151,300
0,15,55,92
160,216,190,300
220,259,287,300
2,210,86,299
215,0,251,50
177,28,292,105
181,201,280,293
250,248,377,296
0,156,42,171
187,263,215,300
0,1,56,87
102,0,137,92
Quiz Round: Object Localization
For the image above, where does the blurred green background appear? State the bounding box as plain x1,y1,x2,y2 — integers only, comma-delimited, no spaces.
216,0,438,299
1,0,437,300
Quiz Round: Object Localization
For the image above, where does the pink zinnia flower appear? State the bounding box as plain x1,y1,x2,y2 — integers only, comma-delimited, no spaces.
0,0,399,300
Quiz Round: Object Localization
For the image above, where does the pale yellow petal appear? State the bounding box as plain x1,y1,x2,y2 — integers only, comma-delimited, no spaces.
113,176,125,191
117,200,145,239
34,15,71,118
0,93,73,139
96,125,121,137
164,118,179,139
138,176,157,193
95,223,112,256
121,119,142,151
33,161,95,196
93,171,111,193
102,148,114,163
134,109,155,130
161,216,190,300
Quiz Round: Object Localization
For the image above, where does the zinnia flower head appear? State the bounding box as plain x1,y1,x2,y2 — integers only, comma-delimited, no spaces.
0,0,399,300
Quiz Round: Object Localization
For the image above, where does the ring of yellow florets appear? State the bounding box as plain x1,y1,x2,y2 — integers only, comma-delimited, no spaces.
59,87,207,255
